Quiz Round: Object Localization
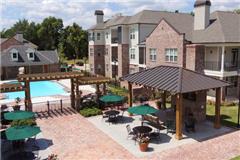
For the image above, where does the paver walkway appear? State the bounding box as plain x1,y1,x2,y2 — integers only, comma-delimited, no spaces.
36,108,240,160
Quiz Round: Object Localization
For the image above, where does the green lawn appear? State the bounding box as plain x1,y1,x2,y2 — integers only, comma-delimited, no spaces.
231,156,240,160
206,104,239,127
64,59,88,65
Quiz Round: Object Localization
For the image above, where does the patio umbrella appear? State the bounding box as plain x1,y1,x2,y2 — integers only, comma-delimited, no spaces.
6,125,41,141
4,111,35,120
127,105,158,125
99,94,124,104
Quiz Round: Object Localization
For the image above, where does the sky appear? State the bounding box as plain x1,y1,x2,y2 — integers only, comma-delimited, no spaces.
1,0,240,30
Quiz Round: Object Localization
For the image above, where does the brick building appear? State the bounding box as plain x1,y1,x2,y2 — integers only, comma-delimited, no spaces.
88,0,240,100
1,33,60,80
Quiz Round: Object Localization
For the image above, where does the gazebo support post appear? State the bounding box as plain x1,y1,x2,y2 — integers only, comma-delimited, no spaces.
214,87,221,129
96,84,100,99
24,80,32,111
175,93,183,140
70,78,75,109
75,77,80,111
162,91,166,109
103,83,106,95
128,82,133,107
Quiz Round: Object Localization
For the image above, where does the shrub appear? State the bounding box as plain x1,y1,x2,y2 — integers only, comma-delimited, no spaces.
79,107,102,117
11,119,36,127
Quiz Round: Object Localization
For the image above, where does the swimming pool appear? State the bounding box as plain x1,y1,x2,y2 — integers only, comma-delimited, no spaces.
5,81,67,100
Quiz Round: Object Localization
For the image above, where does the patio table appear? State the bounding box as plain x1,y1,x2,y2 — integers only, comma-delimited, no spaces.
104,110,120,124
133,126,152,135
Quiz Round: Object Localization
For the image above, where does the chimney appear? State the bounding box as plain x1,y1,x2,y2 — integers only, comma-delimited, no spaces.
94,10,104,24
15,31,24,42
194,0,211,30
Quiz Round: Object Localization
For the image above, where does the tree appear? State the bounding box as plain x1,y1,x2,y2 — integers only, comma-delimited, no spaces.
233,9,240,14
37,17,63,50
59,23,88,60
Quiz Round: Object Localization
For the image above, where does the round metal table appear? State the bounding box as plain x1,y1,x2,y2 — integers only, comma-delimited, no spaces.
104,110,120,116
133,126,152,134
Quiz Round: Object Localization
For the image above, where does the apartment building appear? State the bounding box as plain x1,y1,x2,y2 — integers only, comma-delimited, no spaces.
88,0,240,100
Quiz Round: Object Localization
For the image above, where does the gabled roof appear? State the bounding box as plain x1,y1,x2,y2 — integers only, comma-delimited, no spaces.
192,11,240,43
1,45,59,67
121,65,230,94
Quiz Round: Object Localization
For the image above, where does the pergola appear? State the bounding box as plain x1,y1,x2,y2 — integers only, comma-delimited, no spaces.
17,72,111,111
121,66,230,140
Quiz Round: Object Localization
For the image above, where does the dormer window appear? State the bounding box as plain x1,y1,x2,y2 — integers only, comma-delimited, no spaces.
12,52,18,61
10,48,18,61
26,48,35,60
28,52,35,60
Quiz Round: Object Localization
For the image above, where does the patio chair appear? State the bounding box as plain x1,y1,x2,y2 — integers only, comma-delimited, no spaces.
166,119,176,134
149,129,161,143
126,125,137,144
101,112,108,121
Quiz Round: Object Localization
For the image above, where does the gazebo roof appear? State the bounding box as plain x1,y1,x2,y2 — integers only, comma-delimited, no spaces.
121,66,230,94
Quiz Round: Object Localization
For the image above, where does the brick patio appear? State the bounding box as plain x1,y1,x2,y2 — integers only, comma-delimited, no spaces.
36,108,240,160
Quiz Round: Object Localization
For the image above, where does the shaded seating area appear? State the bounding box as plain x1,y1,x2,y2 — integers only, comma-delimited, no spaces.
121,65,230,140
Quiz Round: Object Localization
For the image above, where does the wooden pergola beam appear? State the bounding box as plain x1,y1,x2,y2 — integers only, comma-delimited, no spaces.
214,87,221,129
175,93,183,140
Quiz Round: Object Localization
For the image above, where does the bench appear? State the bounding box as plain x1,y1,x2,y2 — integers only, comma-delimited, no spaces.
143,114,164,129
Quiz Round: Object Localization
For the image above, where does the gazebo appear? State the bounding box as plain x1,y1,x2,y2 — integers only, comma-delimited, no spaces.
121,66,230,140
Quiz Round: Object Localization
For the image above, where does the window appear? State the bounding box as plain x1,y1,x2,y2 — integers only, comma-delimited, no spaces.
165,48,178,62
105,47,108,55
97,49,101,56
130,28,135,40
97,33,101,40
90,64,94,71
106,64,109,71
130,48,135,60
149,48,157,61
11,52,18,61
89,48,94,56
88,32,95,41
28,52,34,60
105,32,109,39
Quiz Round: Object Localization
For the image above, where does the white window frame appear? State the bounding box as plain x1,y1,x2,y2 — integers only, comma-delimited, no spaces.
149,48,157,62
90,64,94,71
165,48,178,62
97,33,101,40
105,32,109,39
105,47,108,55
27,52,35,60
11,52,18,61
130,28,135,40
90,48,94,56
130,48,135,60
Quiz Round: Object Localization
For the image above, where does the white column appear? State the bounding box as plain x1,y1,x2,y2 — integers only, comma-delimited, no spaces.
221,46,225,73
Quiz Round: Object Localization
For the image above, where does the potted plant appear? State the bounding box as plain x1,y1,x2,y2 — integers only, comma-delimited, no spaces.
138,136,150,152
13,97,21,111
47,154,58,160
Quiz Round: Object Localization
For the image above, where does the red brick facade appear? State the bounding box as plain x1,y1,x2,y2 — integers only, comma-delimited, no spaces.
118,44,129,77
89,45,105,76
1,37,22,51
146,19,185,68
186,44,205,73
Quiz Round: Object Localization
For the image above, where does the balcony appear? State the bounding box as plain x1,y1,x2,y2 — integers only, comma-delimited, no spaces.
204,61,240,72
111,37,118,44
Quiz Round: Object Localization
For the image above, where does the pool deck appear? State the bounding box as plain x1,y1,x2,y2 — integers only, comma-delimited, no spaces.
36,109,240,160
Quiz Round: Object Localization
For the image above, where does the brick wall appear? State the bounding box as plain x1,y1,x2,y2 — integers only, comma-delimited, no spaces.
186,44,205,73
118,44,129,77
1,37,22,51
88,45,105,76
145,19,185,68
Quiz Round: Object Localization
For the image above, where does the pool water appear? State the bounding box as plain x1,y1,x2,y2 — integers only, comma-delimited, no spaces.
5,81,67,100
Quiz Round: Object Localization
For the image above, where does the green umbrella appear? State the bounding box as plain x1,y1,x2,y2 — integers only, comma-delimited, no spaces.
99,94,124,103
128,105,158,126
6,125,41,141
4,111,35,120
128,105,158,115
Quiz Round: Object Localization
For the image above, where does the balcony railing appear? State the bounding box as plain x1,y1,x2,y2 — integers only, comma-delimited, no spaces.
111,37,118,43
205,61,240,72
204,61,221,71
